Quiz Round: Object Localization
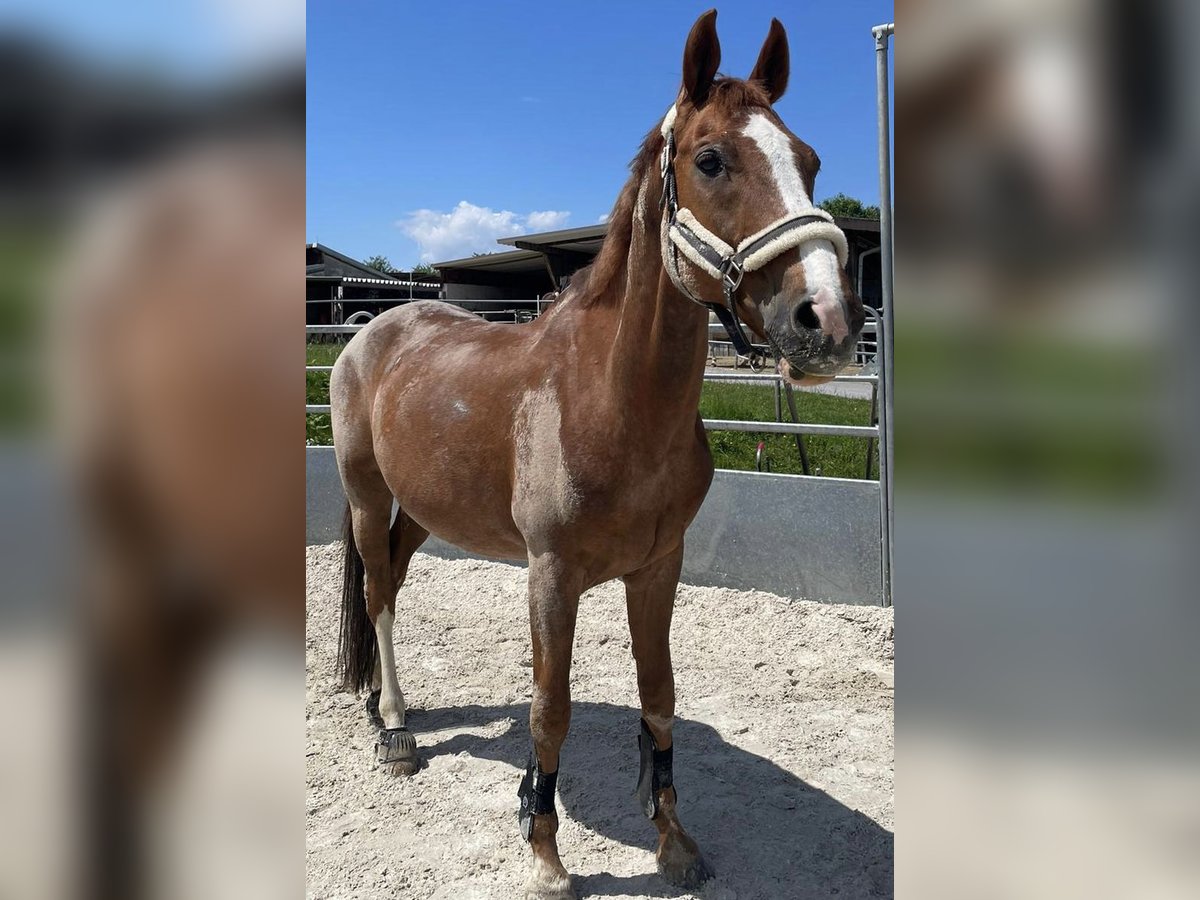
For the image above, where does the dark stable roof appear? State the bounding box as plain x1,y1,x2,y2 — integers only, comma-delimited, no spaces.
307,242,401,281
432,248,546,273
434,217,879,278
495,223,608,256
307,242,442,285
497,219,878,249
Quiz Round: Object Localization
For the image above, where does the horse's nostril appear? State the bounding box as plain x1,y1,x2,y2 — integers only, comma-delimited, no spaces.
794,300,820,332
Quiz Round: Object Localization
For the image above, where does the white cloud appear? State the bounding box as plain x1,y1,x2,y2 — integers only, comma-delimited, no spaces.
525,209,571,231
597,213,609,224
397,201,571,262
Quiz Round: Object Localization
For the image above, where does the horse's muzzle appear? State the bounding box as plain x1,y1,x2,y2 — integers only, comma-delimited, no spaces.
766,288,864,379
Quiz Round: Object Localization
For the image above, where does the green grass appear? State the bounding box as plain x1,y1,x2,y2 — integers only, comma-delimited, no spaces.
305,342,340,446
306,343,876,478
699,382,876,478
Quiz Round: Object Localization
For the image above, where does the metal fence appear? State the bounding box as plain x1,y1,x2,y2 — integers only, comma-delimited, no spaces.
708,316,878,370
305,309,882,445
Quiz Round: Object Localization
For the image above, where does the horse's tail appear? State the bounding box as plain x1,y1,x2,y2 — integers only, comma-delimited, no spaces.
337,504,376,693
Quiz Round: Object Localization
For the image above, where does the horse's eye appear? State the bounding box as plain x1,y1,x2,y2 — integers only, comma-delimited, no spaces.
695,150,724,177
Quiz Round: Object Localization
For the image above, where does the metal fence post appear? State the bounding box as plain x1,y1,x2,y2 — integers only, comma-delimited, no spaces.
873,22,895,608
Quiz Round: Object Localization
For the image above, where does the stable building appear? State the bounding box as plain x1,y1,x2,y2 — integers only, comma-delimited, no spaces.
306,242,441,325
433,217,882,318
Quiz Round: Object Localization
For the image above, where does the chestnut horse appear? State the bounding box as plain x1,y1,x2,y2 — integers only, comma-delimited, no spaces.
332,10,864,898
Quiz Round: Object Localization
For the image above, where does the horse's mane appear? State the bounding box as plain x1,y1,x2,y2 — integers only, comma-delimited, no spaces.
548,120,660,308
572,78,773,308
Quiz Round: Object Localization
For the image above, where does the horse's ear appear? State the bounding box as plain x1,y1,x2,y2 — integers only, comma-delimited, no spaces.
682,9,721,106
749,18,790,103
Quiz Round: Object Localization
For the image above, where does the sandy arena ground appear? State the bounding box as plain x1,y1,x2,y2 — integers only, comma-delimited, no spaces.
306,543,894,900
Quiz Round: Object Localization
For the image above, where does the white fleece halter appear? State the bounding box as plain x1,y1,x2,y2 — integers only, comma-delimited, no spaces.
657,104,849,356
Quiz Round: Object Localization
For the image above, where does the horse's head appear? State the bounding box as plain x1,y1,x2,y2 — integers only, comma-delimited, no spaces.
663,10,866,384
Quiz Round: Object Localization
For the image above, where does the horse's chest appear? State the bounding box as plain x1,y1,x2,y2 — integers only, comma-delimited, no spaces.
510,388,711,558
585,450,711,575
516,432,708,554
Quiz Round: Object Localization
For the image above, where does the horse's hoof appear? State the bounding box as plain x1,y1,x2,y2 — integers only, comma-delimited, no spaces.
523,871,575,900
382,758,421,777
365,690,384,730
657,847,713,889
375,727,419,777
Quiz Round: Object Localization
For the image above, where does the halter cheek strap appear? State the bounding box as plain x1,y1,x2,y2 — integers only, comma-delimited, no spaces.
658,105,850,358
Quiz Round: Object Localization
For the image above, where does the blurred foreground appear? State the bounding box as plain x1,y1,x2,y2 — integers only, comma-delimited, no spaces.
897,0,1199,896
0,3,303,898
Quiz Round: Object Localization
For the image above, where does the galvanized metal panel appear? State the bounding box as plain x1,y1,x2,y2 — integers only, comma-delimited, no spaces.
683,470,882,605
307,447,882,605
305,446,346,544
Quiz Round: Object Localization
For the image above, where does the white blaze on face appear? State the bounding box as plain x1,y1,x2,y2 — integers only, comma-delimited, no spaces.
741,112,844,302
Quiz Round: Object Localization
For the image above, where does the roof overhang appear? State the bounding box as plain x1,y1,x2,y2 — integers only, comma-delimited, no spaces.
433,216,880,285
433,247,546,273
495,223,608,256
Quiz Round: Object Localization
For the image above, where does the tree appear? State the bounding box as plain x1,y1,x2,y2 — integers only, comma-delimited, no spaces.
411,263,438,275
818,193,880,220
363,254,397,274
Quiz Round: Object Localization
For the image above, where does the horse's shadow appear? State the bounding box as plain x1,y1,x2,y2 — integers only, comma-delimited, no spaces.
409,701,892,899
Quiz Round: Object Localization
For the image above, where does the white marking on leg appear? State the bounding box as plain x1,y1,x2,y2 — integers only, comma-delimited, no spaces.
374,608,406,729
741,112,844,299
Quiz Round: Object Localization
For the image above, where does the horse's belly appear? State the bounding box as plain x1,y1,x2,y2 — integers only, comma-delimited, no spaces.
373,401,528,561
404,495,527,562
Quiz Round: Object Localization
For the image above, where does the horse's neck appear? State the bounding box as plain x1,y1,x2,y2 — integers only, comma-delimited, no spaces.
598,178,709,428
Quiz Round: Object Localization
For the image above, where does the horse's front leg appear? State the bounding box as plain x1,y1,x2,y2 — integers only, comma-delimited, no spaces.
624,543,713,888
519,554,581,900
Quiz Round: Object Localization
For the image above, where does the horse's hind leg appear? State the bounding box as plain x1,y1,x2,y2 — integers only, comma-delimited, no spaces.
624,544,712,888
340,488,420,776
370,510,428,739
333,357,421,773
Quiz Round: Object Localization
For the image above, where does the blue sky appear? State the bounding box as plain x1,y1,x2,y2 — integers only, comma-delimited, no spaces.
307,1,893,268
4,1,304,75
